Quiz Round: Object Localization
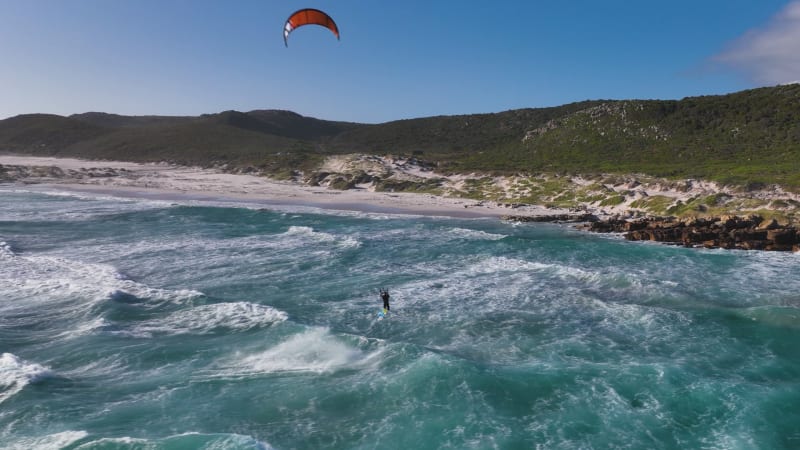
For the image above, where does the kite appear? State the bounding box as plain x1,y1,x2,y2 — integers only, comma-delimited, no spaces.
283,8,340,46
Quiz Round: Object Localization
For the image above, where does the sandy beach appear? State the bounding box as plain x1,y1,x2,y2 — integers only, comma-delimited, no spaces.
0,155,569,219
5,154,799,224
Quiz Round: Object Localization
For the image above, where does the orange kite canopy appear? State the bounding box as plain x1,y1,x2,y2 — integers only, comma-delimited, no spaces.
283,8,340,47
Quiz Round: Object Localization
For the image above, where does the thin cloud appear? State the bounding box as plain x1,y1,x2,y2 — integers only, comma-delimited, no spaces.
713,1,800,85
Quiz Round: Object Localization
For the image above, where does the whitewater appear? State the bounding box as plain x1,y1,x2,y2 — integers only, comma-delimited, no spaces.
2,187,800,449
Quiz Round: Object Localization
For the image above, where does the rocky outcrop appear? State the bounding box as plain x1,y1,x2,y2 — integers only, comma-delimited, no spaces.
1,164,65,180
0,164,128,182
306,170,376,189
502,213,599,223
580,215,799,252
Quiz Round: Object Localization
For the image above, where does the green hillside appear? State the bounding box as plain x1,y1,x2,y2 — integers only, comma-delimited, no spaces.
1,84,798,188
515,85,800,186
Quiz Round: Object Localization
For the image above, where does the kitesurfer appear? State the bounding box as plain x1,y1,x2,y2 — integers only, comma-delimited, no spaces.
380,288,390,312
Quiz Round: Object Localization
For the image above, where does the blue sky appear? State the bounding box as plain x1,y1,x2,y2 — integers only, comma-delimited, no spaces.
1,0,798,123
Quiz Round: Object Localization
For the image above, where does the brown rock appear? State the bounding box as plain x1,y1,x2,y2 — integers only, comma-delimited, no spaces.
730,229,768,242
584,214,796,252
740,240,767,251
767,229,797,246
685,229,719,244
757,218,779,230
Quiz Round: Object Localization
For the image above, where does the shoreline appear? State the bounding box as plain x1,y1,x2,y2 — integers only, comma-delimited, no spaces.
21,183,509,219
0,155,572,220
3,155,798,252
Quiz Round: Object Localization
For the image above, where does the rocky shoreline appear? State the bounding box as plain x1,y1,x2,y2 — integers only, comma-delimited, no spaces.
504,214,800,252
3,156,799,253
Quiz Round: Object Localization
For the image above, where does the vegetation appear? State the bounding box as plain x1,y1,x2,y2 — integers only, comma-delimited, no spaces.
1,85,799,188
373,178,444,195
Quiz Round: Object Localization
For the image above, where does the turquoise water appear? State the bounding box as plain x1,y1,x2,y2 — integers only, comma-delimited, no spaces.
2,187,800,449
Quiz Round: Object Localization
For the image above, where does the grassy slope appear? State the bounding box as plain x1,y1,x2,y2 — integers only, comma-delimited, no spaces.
517,85,800,186
1,85,798,187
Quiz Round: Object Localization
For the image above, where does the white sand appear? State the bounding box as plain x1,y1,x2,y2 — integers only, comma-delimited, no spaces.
0,155,567,218
7,154,793,220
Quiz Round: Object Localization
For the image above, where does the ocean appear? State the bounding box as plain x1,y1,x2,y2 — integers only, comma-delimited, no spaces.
2,187,800,449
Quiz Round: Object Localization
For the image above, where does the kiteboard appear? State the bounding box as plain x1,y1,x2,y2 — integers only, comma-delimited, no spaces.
377,308,389,319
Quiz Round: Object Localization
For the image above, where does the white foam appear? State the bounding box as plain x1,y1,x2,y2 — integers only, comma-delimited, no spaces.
74,436,148,447
72,225,362,264
338,236,362,249
447,227,506,241
593,300,693,348
55,317,111,340
397,255,619,302
130,302,288,337
217,328,383,377
284,225,336,241
0,252,204,309
73,432,274,450
467,256,549,274
0,187,171,221
366,224,506,245
0,241,16,257
0,353,53,404
5,430,88,450
434,256,601,283
274,225,362,250
242,328,363,373
57,356,129,381
5,187,171,207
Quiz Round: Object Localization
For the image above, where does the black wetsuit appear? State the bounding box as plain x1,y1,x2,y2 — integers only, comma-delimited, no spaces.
381,291,390,311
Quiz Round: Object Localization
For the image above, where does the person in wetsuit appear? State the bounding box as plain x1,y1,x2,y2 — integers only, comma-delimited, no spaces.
380,288,390,312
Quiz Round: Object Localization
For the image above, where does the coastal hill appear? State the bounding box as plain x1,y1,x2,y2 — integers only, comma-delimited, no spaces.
1,84,799,188
2,85,800,225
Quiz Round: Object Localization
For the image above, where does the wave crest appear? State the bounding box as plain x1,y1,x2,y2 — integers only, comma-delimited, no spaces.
129,302,288,337
0,353,53,404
